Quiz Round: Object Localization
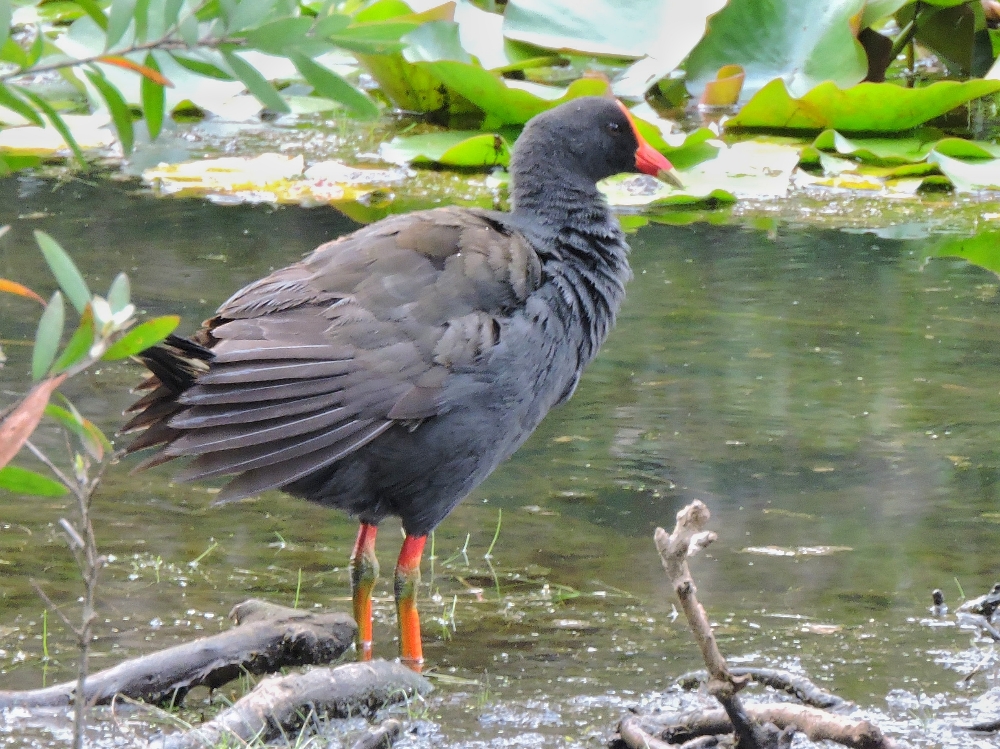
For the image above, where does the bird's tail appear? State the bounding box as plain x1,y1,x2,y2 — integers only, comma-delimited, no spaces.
119,333,212,466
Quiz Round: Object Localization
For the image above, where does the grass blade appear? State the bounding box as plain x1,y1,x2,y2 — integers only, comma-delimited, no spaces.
34,230,92,314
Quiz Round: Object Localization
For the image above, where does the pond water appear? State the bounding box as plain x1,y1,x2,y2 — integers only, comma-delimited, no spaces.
2,176,1000,747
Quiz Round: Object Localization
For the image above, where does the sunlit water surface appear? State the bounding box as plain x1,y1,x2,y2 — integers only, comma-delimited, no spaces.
2,176,1000,747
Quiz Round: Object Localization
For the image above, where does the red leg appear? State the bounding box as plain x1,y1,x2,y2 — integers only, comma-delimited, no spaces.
394,534,426,671
349,523,378,661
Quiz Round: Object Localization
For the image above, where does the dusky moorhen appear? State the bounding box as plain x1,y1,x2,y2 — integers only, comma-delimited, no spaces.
123,96,679,669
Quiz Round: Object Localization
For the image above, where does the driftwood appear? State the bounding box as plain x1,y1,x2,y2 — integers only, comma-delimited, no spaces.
349,717,403,749
612,502,898,749
0,599,354,709
676,667,849,711
623,706,893,749
151,660,431,749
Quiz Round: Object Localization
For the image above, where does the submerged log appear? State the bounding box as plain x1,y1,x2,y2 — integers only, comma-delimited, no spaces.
151,660,431,749
0,599,355,709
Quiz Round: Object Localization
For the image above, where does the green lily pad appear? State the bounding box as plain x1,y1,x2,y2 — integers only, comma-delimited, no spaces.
600,174,736,208
930,229,1000,274
382,131,510,167
927,150,1000,191
411,62,610,126
727,79,1000,133
632,119,720,171
502,0,670,58
812,129,941,164
685,0,868,102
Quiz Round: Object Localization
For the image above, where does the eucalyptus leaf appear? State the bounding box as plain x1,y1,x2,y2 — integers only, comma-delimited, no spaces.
0,1,11,50
33,291,65,381
0,83,44,127
35,230,92,314
221,49,290,113
52,308,96,373
141,53,165,139
227,0,278,32
243,17,314,55
106,0,137,50
45,401,109,460
84,68,135,154
102,315,180,360
290,52,378,120
0,465,68,497
17,88,87,166
107,273,131,313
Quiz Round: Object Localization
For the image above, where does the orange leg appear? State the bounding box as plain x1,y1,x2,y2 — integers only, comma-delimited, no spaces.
349,523,379,661
394,534,427,672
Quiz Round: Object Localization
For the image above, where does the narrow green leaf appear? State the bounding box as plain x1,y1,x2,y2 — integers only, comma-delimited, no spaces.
312,12,351,37
85,68,135,154
0,1,12,50
139,53,165,139
26,24,44,67
102,315,179,360
33,291,65,381
0,465,68,497
242,17,313,55
74,0,110,30
221,49,289,113
107,272,131,313
34,230,92,314
45,400,110,460
171,52,233,80
51,308,95,373
135,0,151,40
16,88,87,166
290,52,377,120
106,0,137,49
163,0,184,29
226,0,277,32
0,83,44,126
0,36,28,68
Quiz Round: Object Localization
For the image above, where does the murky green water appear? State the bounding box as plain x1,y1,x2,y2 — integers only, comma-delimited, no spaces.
3,177,1000,747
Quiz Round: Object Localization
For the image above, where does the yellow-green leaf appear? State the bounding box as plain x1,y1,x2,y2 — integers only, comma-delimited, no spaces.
34,230,91,314
102,315,179,360
0,465,68,497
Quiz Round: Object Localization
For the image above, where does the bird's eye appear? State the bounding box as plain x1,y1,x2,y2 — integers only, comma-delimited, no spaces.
606,121,621,135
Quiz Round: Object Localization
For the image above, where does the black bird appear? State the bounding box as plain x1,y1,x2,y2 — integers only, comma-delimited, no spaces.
123,96,679,669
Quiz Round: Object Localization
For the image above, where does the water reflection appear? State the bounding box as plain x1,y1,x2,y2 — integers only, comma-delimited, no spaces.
2,178,1000,745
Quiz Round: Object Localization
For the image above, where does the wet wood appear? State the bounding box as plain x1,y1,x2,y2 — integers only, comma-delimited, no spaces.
151,660,431,749
0,599,354,709
676,667,849,710
621,705,897,749
349,717,403,749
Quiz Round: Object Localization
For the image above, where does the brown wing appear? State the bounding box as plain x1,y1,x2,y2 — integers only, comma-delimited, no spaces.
123,207,542,502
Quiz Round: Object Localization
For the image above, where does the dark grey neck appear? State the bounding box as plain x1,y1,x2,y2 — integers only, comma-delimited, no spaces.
508,150,632,365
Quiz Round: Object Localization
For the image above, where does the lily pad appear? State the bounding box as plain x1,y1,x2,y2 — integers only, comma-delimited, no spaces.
727,79,1000,133
381,131,510,167
930,230,1000,275
0,114,115,154
502,0,671,58
927,150,1000,192
685,0,868,102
